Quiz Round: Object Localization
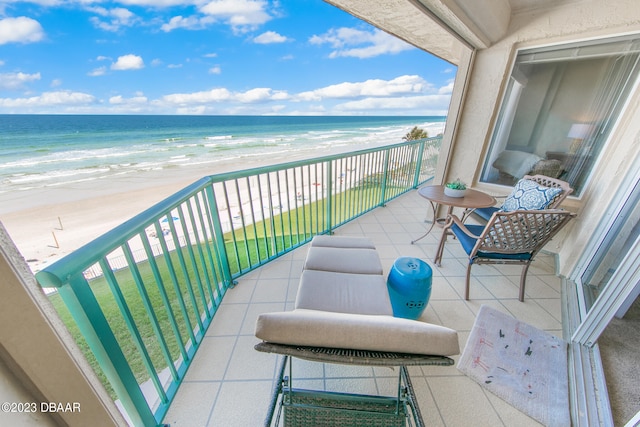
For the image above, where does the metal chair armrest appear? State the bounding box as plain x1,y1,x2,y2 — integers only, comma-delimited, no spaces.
444,214,482,238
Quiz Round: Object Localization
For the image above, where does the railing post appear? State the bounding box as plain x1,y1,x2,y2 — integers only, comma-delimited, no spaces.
326,160,333,234
59,273,156,427
380,149,391,206
205,183,234,287
413,140,426,189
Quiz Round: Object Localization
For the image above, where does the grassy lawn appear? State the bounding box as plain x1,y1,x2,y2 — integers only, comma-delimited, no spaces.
47,180,406,401
49,245,219,398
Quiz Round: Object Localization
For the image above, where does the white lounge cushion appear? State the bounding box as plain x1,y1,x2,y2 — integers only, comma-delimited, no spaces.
255,309,460,356
295,270,393,315
310,235,376,249
304,246,383,275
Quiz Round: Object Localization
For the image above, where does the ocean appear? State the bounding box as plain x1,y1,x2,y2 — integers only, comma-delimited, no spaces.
0,115,445,196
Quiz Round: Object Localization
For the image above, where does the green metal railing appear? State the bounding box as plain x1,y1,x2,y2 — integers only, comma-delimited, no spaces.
35,136,441,426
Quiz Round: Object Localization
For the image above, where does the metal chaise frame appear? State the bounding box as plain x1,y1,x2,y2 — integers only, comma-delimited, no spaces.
255,342,454,427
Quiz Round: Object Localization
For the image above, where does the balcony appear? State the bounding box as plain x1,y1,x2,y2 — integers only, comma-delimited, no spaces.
34,138,563,426
162,189,561,426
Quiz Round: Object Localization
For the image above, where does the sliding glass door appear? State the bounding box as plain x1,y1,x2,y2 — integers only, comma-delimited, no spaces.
570,156,640,426
572,168,640,345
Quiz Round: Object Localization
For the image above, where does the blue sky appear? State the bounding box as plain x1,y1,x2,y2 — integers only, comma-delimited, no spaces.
0,0,456,115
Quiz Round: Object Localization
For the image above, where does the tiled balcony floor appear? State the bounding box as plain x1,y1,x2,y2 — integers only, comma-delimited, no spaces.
163,189,564,427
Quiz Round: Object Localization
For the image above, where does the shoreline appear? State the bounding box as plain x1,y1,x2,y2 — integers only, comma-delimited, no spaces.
1,152,287,270
1,172,201,272
0,144,381,272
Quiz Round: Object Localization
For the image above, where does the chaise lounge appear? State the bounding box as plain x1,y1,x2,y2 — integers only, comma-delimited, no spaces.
254,235,459,426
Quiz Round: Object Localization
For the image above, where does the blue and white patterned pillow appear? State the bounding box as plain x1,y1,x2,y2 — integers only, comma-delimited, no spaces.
500,179,562,211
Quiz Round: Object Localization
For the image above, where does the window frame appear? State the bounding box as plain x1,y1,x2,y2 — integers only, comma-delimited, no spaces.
480,35,640,197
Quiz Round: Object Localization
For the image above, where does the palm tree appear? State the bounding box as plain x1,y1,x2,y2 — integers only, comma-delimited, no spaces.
403,126,428,141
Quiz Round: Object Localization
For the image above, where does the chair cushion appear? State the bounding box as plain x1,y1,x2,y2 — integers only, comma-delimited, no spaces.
303,246,383,275
295,270,393,315
451,223,532,261
310,235,376,249
500,179,562,211
472,206,500,222
255,309,460,356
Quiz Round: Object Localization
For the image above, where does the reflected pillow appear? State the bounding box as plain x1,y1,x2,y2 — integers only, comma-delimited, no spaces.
492,150,543,179
500,179,562,211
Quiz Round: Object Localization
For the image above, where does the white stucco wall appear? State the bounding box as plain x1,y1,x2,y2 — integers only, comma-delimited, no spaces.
0,224,126,427
0,356,58,427
446,0,640,276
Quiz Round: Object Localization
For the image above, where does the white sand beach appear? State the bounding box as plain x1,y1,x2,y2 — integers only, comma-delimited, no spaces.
1,150,305,268
1,169,202,272
0,147,366,273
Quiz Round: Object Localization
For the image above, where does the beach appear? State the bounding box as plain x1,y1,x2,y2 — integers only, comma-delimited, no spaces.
1,153,318,272
0,146,379,272
0,115,445,272
2,164,206,271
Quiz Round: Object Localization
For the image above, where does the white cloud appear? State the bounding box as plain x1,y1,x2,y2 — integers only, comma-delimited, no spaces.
88,7,137,32
0,72,41,90
111,54,144,70
117,0,191,6
209,66,221,74
253,31,288,44
310,27,413,58
200,0,271,33
109,94,148,105
162,86,289,105
161,15,205,32
297,75,429,101
0,17,45,45
163,88,233,105
236,88,288,103
438,81,454,94
0,91,95,107
107,92,150,113
175,105,208,115
333,94,451,113
50,78,62,87
5,0,63,5
88,66,107,76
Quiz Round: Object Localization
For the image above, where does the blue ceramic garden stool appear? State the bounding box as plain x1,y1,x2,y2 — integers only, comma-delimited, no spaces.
387,257,432,320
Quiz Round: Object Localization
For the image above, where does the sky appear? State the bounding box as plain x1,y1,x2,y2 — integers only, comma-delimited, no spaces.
0,0,456,116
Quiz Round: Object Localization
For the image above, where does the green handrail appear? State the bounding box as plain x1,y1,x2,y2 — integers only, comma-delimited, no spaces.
35,136,441,426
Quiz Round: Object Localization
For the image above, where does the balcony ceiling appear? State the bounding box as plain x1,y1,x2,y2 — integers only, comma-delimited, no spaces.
324,0,567,64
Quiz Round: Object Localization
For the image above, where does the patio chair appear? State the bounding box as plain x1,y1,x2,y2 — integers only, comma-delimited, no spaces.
469,174,573,223
434,209,576,302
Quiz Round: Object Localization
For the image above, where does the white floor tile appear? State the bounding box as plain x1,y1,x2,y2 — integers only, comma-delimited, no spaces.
166,190,568,426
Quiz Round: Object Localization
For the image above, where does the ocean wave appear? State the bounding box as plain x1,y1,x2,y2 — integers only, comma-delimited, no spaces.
1,116,447,195
0,147,148,170
6,167,112,184
169,157,191,163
